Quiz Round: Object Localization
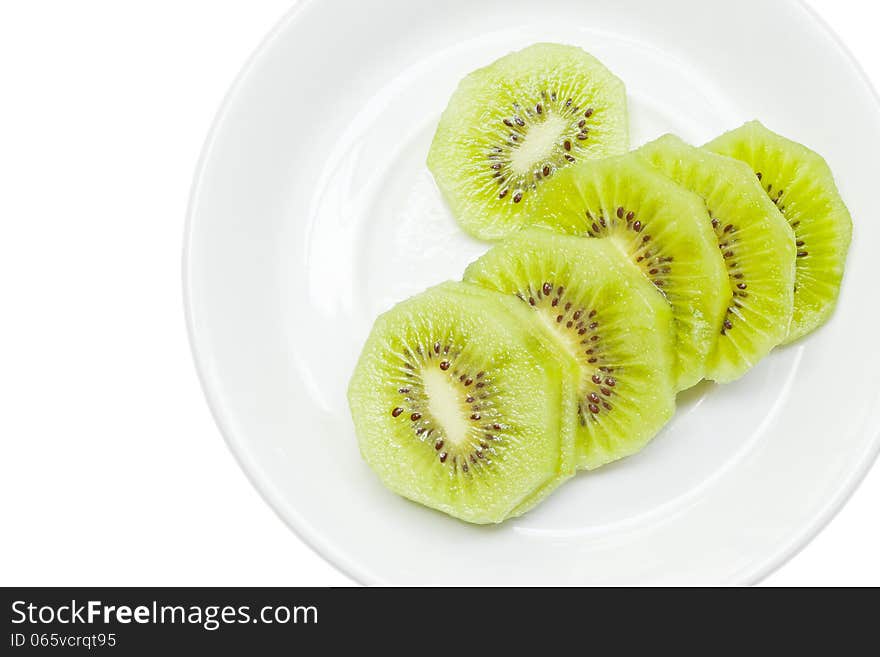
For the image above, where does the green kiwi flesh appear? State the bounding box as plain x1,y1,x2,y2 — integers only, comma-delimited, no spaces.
532,154,728,391
705,121,852,343
347,282,576,524
637,135,796,382
464,229,676,470
427,43,628,241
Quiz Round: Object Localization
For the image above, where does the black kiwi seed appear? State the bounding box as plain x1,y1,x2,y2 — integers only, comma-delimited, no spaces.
710,217,751,315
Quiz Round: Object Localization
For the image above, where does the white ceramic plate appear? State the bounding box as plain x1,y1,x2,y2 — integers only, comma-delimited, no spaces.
185,0,880,585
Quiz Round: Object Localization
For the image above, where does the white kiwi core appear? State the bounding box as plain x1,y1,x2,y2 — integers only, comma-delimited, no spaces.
422,367,470,447
509,115,568,176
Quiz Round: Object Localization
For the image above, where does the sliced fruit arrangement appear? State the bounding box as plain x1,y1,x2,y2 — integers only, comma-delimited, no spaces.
427,43,628,241
464,229,676,470
705,121,852,343
532,154,728,391
348,282,577,524
349,44,853,524
637,134,796,382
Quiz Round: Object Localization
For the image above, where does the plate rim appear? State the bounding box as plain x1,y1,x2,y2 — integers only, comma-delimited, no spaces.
183,0,880,586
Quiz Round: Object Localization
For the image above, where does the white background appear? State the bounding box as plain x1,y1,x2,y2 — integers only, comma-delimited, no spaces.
1,0,877,586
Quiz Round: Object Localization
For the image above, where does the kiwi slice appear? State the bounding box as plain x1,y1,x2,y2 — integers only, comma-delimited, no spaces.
532,154,728,390
347,282,577,524
427,43,628,241
637,135,796,382
705,121,853,343
464,229,676,470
